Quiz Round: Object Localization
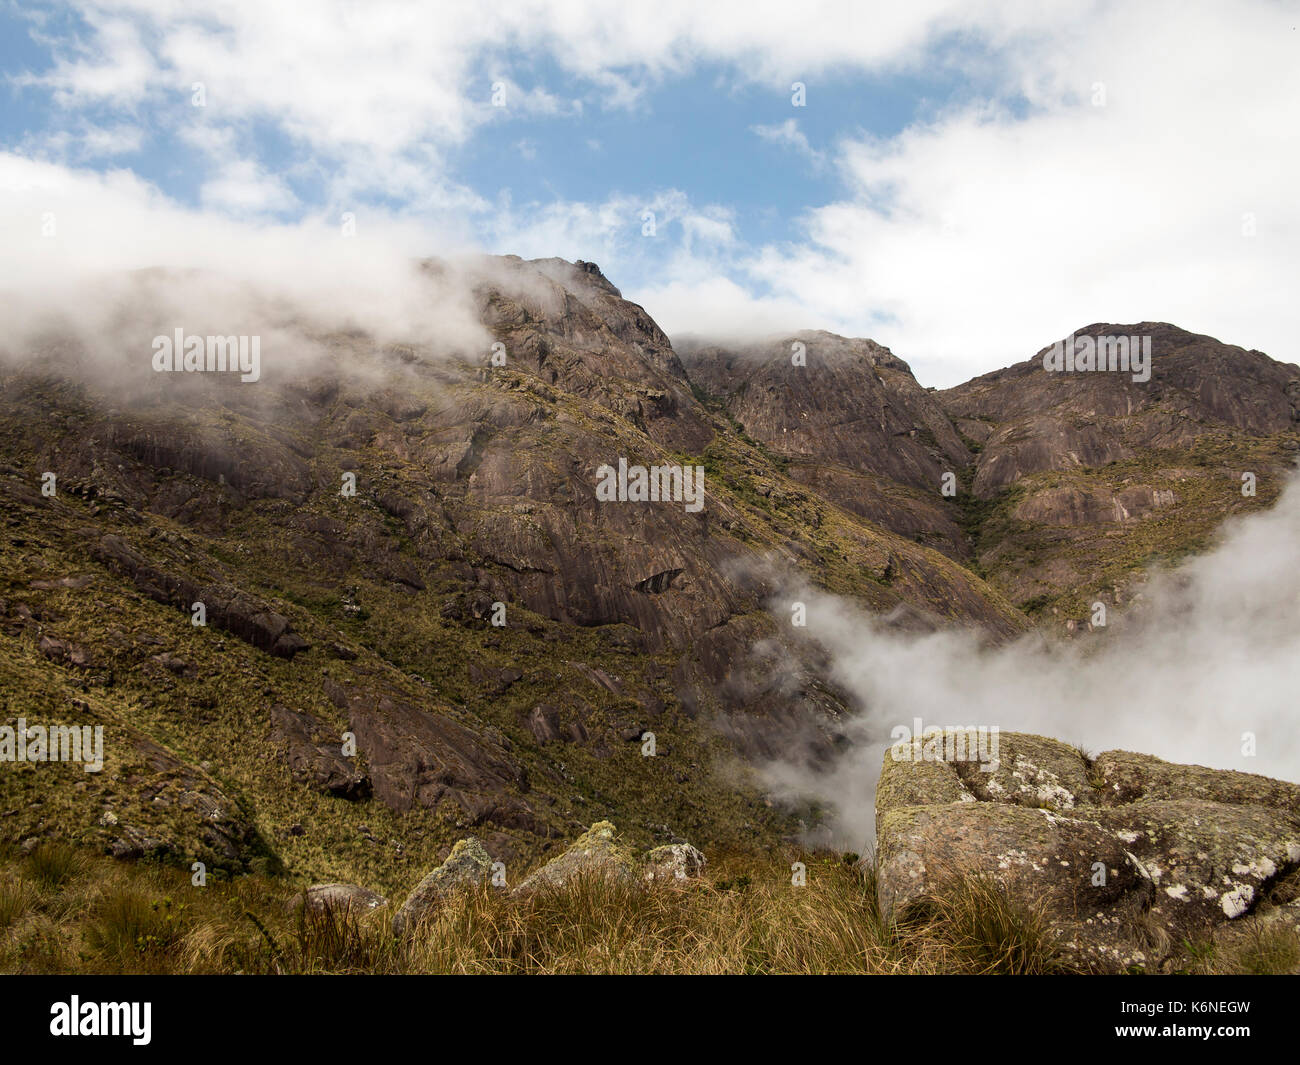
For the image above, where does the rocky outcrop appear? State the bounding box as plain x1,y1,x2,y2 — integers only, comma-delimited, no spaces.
644,843,706,883
389,828,707,932
874,731,1300,973
327,683,539,831
391,837,494,935
89,534,310,658
514,821,639,893
1011,483,1178,526
269,704,370,800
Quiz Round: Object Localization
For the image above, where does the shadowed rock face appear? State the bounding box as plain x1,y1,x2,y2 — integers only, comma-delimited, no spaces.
270,703,370,800
874,732,1300,973
678,332,973,556
344,688,538,831
681,331,967,486
680,331,969,489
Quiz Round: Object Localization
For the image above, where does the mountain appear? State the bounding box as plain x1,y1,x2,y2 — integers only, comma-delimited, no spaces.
1,259,1295,895
936,322,1300,620
678,331,972,558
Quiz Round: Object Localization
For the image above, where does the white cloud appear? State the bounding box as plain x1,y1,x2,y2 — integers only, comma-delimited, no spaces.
7,0,1299,386
22,121,145,162
0,151,489,368
751,118,825,170
737,2,1300,385
199,157,297,214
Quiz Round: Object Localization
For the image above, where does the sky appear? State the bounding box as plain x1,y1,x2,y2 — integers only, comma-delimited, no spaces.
1,0,1297,387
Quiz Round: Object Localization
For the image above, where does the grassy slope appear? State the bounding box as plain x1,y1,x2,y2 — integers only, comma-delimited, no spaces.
952,428,1297,621
3,840,1295,975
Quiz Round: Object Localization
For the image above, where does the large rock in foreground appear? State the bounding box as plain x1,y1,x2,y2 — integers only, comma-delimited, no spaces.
514,821,639,894
392,837,494,936
874,731,1300,973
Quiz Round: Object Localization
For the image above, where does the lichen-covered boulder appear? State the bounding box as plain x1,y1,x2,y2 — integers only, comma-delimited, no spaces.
289,882,388,915
392,837,493,936
873,732,1300,973
644,843,706,884
514,821,637,894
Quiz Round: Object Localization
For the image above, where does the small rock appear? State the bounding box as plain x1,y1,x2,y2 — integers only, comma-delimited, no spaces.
152,653,189,674
288,883,388,915
644,843,706,884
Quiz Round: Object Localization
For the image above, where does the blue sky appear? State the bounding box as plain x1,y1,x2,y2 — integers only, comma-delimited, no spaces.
1,1,1296,386
1,9,958,240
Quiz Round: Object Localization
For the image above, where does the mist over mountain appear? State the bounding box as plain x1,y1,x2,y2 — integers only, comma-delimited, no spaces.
1,255,1296,881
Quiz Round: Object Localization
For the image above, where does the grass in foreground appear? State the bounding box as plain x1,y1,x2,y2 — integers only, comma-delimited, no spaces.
2,842,1292,975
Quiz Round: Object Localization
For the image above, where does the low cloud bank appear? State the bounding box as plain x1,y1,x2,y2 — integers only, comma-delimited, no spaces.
761,469,1300,851
0,152,505,386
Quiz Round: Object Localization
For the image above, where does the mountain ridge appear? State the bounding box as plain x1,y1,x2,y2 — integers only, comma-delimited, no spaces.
1,256,1296,892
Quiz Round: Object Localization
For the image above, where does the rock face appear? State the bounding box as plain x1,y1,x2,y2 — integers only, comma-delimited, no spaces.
514,821,639,893
330,684,537,831
939,323,1300,498
391,837,494,936
681,331,970,491
270,704,370,800
933,322,1300,616
683,322,1300,623
874,731,1300,973
680,332,972,557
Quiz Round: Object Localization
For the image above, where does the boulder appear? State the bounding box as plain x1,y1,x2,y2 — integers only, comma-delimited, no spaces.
874,731,1300,973
391,837,494,936
514,821,638,894
644,843,706,884
289,883,388,915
